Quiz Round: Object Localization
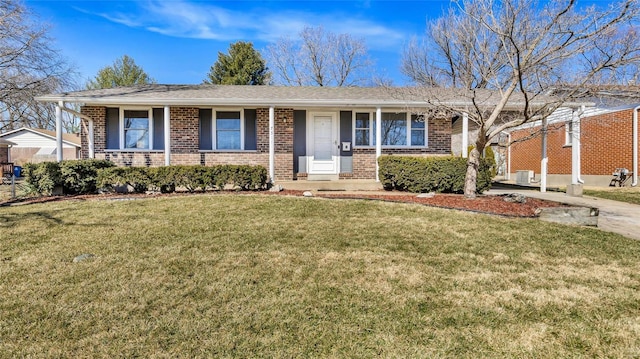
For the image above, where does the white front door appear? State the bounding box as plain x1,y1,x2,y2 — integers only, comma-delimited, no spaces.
308,113,338,174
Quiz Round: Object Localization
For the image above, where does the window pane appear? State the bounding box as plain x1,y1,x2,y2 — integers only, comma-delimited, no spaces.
217,119,240,130
411,116,425,129
356,129,369,146
411,130,425,146
123,111,149,149
381,113,407,146
125,129,149,149
217,111,241,120
217,131,241,149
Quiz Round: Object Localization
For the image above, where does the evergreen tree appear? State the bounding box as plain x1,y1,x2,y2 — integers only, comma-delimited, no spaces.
87,55,155,89
205,42,270,85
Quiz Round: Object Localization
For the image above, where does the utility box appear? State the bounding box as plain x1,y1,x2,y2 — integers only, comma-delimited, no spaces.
516,170,534,185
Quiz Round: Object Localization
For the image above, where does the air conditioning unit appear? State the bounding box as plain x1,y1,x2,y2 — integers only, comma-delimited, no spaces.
516,170,534,185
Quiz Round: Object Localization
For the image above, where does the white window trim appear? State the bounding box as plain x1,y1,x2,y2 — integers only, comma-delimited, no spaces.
565,121,573,146
119,107,154,151
212,108,245,151
352,111,428,148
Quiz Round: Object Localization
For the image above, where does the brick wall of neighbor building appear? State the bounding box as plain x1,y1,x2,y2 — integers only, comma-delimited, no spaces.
509,109,637,176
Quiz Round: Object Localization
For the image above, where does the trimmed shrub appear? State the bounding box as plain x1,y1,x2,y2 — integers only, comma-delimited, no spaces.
60,159,115,194
97,167,152,193
378,155,493,194
208,165,268,190
23,162,62,196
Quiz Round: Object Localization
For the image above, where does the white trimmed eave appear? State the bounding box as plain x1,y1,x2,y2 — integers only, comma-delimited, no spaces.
35,95,565,111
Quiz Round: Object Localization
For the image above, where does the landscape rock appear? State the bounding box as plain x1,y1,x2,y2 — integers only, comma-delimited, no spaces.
73,253,95,263
502,193,527,204
303,191,314,197
269,185,284,192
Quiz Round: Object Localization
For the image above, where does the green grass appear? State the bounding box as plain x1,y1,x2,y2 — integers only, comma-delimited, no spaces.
585,188,640,205
1,194,640,357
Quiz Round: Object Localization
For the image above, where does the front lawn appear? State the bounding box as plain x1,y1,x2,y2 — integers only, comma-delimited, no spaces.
1,194,639,357
585,187,640,205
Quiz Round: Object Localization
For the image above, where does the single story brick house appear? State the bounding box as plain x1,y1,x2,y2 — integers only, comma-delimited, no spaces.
36,84,569,183
507,103,639,187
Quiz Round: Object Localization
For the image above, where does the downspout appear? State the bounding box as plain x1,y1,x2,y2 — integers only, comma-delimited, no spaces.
571,106,585,185
269,106,275,183
633,105,639,186
375,107,382,182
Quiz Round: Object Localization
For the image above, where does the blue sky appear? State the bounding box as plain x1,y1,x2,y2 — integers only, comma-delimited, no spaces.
26,0,453,86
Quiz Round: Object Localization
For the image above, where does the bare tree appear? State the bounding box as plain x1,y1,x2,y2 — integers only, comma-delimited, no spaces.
0,0,78,133
265,26,372,86
401,0,640,198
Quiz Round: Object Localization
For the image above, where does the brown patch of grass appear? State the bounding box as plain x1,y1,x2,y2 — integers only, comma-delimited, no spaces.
1,194,640,357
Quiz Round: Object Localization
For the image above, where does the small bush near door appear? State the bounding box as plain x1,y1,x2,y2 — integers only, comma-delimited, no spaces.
378,155,493,194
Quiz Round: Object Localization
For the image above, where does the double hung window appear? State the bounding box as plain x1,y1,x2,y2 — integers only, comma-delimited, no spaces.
123,110,150,149
354,112,427,147
215,111,242,150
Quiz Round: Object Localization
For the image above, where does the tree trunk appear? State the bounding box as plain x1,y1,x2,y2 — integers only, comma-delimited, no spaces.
464,147,480,199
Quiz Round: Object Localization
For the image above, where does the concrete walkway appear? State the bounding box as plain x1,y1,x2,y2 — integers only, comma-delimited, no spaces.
487,188,640,240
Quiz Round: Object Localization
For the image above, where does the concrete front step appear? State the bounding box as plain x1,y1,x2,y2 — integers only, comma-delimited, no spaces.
276,179,383,191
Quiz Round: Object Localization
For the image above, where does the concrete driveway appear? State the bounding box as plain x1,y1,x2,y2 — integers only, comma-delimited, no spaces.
487,188,640,241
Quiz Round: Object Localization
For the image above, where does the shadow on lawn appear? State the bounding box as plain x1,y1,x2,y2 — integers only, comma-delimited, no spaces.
0,210,68,228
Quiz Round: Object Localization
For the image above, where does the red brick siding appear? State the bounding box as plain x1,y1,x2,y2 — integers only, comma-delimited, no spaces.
509,109,637,175
170,107,199,153
80,106,107,159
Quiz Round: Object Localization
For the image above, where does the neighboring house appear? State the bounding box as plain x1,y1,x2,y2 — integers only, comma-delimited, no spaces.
35,84,572,183
507,102,640,187
0,127,81,165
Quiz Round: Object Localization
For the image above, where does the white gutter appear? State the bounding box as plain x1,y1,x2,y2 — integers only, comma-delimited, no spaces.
633,105,639,186
269,106,275,183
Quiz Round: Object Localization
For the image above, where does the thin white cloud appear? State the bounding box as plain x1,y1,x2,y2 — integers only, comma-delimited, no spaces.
81,0,406,49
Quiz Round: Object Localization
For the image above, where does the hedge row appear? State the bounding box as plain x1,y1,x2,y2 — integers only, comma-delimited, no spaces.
378,155,493,194
23,159,115,195
23,160,269,195
97,164,268,193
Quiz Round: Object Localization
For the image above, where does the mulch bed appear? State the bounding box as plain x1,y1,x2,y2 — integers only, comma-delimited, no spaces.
1,190,568,218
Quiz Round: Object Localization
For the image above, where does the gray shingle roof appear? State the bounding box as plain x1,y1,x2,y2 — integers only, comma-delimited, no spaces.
36,84,586,109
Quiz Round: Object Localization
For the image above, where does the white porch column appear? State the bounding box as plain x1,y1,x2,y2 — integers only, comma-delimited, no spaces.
571,110,582,184
88,119,95,159
164,106,171,166
269,106,275,183
56,101,63,162
540,117,548,193
462,112,469,158
375,107,382,182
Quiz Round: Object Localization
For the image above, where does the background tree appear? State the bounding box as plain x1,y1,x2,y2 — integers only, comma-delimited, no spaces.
205,41,270,85
265,26,372,86
87,55,155,89
401,0,640,197
0,0,78,133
